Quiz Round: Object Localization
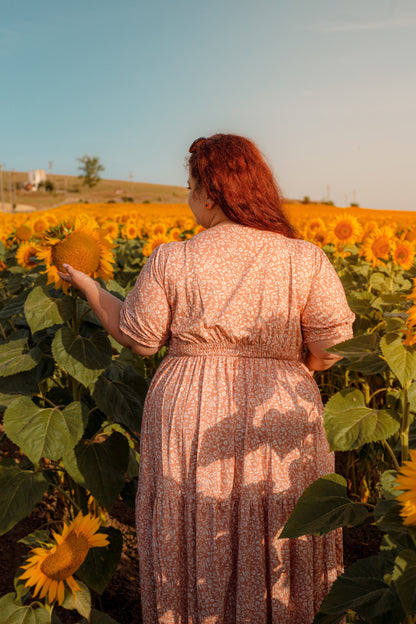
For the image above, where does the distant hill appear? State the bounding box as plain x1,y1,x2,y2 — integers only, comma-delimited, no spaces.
0,171,189,212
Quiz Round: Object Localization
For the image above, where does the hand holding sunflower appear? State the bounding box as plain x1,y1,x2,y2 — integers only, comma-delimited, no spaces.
57,263,98,296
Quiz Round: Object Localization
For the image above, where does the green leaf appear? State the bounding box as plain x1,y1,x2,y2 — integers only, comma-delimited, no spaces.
4,398,86,464
89,610,122,624
374,498,404,533
0,332,42,377
323,389,400,451
52,327,112,387
0,358,55,409
18,529,51,547
315,555,405,623
393,549,416,614
92,365,147,431
24,286,75,334
0,463,48,535
346,291,375,315
380,332,416,386
0,593,51,624
280,473,368,538
73,432,129,509
326,333,387,374
380,470,400,500
76,527,123,593
61,580,91,619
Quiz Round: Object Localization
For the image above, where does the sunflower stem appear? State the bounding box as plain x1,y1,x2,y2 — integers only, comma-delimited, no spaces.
400,383,411,464
52,482,81,514
382,439,400,471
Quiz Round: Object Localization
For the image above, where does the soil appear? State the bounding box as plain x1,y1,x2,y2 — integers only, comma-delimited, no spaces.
0,437,381,624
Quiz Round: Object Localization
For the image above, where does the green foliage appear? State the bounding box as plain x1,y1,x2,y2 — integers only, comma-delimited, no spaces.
0,463,49,535
77,155,105,188
280,474,369,538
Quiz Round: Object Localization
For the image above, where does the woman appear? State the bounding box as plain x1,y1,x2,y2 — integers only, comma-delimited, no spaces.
59,133,355,624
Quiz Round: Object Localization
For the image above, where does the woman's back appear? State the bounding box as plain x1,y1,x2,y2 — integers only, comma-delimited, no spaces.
120,223,354,624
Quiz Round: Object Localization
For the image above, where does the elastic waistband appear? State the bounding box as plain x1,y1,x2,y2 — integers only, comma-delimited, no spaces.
168,339,302,361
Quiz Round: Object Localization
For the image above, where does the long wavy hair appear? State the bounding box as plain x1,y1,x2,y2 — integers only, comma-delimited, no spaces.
188,134,297,238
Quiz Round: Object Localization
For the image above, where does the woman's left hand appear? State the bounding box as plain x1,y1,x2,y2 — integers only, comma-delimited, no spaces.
57,264,96,295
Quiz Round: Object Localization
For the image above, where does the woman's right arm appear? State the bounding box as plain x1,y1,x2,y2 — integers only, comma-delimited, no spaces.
303,338,343,373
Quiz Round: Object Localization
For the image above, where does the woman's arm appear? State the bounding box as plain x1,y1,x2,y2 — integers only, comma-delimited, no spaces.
303,338,343,373
57,264,159,356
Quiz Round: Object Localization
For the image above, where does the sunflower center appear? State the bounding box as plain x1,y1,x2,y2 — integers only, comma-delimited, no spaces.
334,222,353,240
372,236,389,258
40,532,89,580
16,225,32,241
52,231,101,275
396,247,409,261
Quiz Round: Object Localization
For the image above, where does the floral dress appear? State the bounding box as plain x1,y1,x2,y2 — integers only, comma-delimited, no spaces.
119,222,355,624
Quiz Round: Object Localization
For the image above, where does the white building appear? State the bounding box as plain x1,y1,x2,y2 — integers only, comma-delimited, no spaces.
27,169,46,190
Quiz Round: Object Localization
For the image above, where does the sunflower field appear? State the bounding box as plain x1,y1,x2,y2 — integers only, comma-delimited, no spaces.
1,201,416,623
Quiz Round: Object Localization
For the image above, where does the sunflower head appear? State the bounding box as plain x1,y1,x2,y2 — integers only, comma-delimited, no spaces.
16,242,40,269
15,224,33,242
393,240,415,271
395,450,416,526
328,215,362,245
19,512,109,605
37,216,115,292
142,234,169,257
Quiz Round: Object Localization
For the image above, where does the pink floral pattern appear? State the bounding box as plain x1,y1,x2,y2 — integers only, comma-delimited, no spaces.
120,222,355,624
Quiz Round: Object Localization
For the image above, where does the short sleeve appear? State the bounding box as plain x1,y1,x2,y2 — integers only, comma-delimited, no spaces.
119,245,171,349
301,247,355,344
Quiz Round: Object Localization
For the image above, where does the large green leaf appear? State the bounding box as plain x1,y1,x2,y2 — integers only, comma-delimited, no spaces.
92,364,147,431
326,333,387,374
24,286,75,334
73,433,129,509
61,580,91,619
380,332,416,386
315,556,405,624
4,398,86,464
52,327,112,387
89,610,122,624
323,389,400,451
374,498,404,533
393,549,416,615
0,594,51,624
0,358,55,408
76,527,123,593
280,473,368,538
0,463,48,535
346,291,375,315
0,331,42,377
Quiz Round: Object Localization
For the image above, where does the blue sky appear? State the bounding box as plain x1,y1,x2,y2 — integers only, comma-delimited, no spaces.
1,0,415,211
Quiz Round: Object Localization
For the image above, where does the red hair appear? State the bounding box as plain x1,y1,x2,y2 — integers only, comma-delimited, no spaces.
188,134,297,238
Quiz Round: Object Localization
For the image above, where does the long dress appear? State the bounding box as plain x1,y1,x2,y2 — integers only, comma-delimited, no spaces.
119,222,355,624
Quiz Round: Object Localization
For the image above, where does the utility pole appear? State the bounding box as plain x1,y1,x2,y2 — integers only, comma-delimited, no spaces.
0,162,5,212
8,170,12,210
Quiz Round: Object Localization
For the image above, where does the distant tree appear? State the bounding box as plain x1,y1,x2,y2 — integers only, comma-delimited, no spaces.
77,155,105,188
44,179,54,192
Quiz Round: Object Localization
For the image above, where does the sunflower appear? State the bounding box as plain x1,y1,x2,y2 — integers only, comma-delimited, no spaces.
307,217,326,236
15,224,33,242
360,227,393,268
395,450,416,525
142,234,169,257
392,239,415,271
122,222,139,240
37,216,115,292
16,241,39,269
32,217,49,234
327,215,362,245
151,223,167,236
19,512,109,605
310,229,329,248
168,227,182,241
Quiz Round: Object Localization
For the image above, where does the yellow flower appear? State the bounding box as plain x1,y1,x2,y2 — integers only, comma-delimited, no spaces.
168,227,182,241
32,217,49,235
307,217,326,236
151,223,167,236
15,224,33,242
19,512,109,605
310,229,329,248
395,450,416,525
328,215,361,245
122,222,139,240
16,242,39,269
360,227,393,267
37,216,115,292
392,239,415,271
142,234,169,257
